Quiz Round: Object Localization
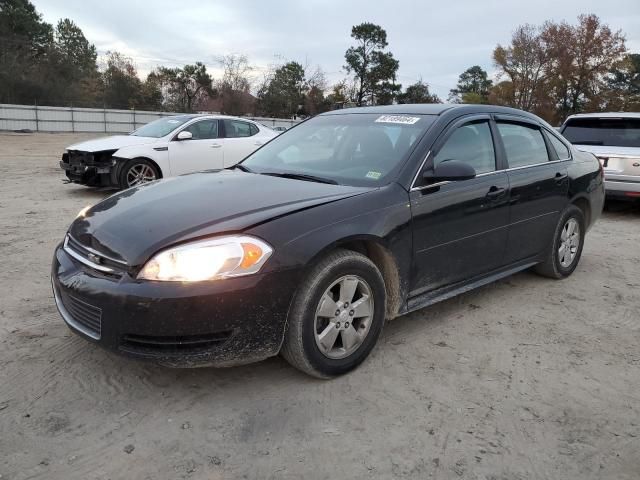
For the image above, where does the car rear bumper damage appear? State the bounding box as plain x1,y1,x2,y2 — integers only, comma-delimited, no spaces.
51,242,299,367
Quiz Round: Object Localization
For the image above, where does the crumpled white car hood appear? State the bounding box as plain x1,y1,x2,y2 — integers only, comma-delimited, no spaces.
66,135,161,152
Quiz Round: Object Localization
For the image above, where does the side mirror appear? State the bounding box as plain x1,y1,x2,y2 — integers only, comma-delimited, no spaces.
176,131,193,141
424,160,476,183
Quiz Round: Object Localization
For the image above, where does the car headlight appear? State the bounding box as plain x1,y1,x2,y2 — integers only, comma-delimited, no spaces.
137,235,273,282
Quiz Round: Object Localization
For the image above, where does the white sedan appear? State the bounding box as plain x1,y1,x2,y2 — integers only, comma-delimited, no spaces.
60,115,278,189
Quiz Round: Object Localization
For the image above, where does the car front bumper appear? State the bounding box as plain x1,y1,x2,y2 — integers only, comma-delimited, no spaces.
51,243,300,367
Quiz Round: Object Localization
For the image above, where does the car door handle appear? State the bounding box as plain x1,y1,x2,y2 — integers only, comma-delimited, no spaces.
210,143,222,148
486,186,506,198
254,141,264,146
555,172,568,182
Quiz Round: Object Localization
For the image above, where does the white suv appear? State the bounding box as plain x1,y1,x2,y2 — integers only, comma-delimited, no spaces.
560,112,640,200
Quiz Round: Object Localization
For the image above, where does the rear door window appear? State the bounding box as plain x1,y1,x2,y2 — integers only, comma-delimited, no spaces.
496,122,549,168
561,118,640,147
224,119,255,138
546,132,571,160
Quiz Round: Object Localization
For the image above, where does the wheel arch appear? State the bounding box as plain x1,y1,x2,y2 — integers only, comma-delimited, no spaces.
306,235,403,320
125,156,164,178
113,156,165,185
569,194,591,228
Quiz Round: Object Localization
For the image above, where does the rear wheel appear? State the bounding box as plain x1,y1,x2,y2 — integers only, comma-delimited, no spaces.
534,204,585,279
281,249,386,378
118,158,159,189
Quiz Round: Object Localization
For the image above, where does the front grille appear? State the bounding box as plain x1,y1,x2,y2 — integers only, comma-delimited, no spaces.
120,331,233,355
64,235,127,277
60,292,102,337
68,150,94,166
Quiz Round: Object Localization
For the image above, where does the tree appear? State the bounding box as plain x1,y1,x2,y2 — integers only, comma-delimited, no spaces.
0,0,52,56
302,65,330,115
600,53,640,111
155,62,213,112
542,14,626,119
102,52,145,108
54,19,96,75
374,79,401,105
139,73,164,110
493,15,628,123
51,18,100,105
215,54,254,115
344,22,399,106
448,66,492,103
0,0,53,103
493,24,550,111
398,80,441,104
258,61,306,117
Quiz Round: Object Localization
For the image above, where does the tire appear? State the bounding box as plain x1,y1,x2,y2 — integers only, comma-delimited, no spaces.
281,249,386,378
118,158,160,189
534,204,585,279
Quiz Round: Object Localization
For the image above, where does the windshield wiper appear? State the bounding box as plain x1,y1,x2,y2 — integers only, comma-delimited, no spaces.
261,171,338,185
230,164,253,173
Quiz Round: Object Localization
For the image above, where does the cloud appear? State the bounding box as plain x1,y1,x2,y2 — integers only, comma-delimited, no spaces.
33,0,640,98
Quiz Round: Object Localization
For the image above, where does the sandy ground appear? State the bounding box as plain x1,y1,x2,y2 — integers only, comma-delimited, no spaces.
0,132,639,480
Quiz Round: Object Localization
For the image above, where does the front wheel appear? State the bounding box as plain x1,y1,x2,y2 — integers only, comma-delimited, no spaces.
281,249,386,378
534,204,585,279
118,158,160,189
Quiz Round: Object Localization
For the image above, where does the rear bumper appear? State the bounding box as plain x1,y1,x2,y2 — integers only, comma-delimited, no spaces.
605,175,640,198
51,243,300,367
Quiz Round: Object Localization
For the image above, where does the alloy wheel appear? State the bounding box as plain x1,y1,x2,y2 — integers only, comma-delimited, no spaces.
126,164,157,187
314,275,374,359
558,217,580,268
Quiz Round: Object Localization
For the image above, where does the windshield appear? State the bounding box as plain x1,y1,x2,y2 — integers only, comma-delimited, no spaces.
242,113,434,186
562,117,640,148
131,116,194,138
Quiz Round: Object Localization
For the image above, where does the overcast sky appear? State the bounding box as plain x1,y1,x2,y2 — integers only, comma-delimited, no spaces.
33,0,640,99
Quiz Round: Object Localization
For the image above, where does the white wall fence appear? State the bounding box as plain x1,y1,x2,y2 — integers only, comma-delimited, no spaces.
0,103,299,134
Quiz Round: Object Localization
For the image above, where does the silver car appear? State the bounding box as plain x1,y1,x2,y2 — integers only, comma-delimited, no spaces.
560,112,640,200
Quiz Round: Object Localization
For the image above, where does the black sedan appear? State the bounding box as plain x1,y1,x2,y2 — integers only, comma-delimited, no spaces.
52,104,604,378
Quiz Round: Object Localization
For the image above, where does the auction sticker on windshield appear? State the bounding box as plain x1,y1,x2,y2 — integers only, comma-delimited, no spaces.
375,115,421,125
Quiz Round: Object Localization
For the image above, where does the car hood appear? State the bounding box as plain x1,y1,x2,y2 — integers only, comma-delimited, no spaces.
69,170,373,266
66,135,161,152
573,144,640,158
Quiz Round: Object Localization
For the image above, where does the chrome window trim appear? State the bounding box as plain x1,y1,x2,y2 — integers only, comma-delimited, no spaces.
63,236,115,273
409,158,571,192
410,151,431,190
541,126,572,161
505,158,570,172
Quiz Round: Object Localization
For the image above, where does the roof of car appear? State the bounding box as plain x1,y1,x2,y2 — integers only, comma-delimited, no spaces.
171,113,262,123
321,103,542,119
565,112,640,120
167,114,200,119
